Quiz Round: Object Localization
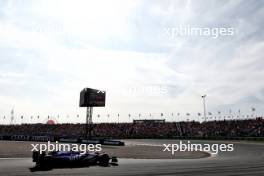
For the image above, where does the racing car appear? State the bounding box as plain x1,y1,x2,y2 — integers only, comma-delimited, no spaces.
30,151,118,171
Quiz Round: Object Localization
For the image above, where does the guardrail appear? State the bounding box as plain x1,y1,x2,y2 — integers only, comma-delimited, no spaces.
0,135,263,142
171,136,264,141
0,135,125,146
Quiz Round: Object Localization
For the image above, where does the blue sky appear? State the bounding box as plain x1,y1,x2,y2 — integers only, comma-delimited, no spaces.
0,0,263,123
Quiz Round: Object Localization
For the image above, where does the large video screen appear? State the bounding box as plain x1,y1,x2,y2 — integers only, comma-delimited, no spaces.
79,88,106,107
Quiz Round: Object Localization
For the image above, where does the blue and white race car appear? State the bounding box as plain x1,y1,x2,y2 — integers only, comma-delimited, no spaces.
31,151,118,171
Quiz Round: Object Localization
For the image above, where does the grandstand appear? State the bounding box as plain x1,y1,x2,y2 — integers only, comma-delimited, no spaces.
0,118,263,141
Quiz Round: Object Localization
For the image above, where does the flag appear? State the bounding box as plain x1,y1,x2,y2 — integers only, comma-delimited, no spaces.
10,108,14,122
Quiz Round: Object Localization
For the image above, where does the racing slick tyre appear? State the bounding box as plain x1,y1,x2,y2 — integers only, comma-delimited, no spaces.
98,154,110,166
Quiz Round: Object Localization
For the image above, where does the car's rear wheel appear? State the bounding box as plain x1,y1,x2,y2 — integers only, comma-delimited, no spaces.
98,154,110,166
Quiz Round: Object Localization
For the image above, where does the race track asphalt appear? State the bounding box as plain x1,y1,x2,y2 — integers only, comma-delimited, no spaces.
0,139,263,176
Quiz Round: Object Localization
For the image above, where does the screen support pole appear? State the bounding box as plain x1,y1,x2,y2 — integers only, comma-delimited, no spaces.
85,107,93,139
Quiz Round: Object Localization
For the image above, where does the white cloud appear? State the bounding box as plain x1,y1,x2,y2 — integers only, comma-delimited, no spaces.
0,0,263,123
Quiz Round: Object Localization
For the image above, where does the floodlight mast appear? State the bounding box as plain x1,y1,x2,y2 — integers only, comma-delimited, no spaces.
202,95,207,122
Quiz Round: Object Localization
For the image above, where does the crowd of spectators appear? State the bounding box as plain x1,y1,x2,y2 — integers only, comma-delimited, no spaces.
0,118,263,139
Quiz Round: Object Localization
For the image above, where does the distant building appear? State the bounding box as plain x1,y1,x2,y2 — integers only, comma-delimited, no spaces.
133,119,165,124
